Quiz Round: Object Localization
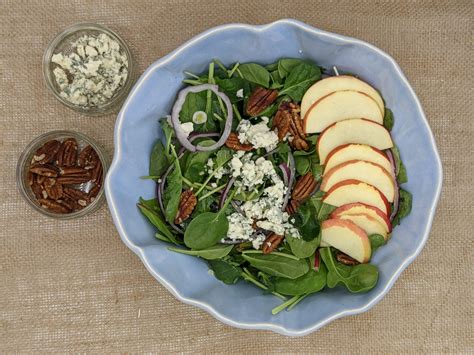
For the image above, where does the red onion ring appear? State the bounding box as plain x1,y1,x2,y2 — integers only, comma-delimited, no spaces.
390,182,400,221
314,250,320,271
171,84,233,152
178,132,221,155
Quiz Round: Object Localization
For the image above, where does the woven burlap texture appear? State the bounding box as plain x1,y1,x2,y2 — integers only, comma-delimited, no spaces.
1,0,473,353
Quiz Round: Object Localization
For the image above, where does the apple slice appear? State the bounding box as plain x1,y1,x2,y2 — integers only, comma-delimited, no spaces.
301,75,384,118
336,213,388,240
318,118,393,164
304,91,383,133
322,179,391,215
321,219,371,263
324,144,392,174
330,203,392,233
321,160,395,202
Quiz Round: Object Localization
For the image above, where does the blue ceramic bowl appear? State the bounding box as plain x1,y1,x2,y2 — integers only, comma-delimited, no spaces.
105,19,442,336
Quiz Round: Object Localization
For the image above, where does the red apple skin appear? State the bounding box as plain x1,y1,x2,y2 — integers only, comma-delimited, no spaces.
322,179,391,216
330,202,392,232
324,143,389,167
320,159,395,201
317,118,392,159
321,218,371,263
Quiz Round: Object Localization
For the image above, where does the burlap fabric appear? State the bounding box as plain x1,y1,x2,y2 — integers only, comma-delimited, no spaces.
1,0,472,353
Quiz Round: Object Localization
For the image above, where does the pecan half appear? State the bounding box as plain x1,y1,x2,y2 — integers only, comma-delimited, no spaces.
59,166,91,177
246,87,278,116
175,189,197,224
336,252,360,266
31,179,45,200
285,199,300,215
36,174,46,185
291,172,317,201
29,164,59,177
262,233,284,254
38,199,71,214
225,132,253,151
27,171,34,186
91,159,103,183
77,145,96,168
43,178,63,200
56,176,91,185
272,101,309,150
88,184,101,200
56,138,78,167
32,140,61,164
63,187,90,207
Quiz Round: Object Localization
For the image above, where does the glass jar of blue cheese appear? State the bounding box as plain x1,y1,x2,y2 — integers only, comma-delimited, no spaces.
43,23,135,115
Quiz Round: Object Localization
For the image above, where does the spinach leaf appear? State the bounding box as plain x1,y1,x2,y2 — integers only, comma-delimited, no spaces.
160,119,175,157
279,62,321,101
273,263,327,296
163,155,183,224
391,145,408,184
238,63,270,88
183,140,215,182
320,248,379,293
214,77,249,103
293,202,321,241
215,148,232,166
184,211,228,249
179,90,218,132
242,252,309,279
168,244,233,260
193,196,214,215
311,163,323,182
286,234,320,259
277,58,305,79
383,108,394,131
208,259,242,284
295,156,311,176
265,62,279,71
392,188,412,226
149,140,170,178
270,70,283,88
368,234,386,252
137,200,180,245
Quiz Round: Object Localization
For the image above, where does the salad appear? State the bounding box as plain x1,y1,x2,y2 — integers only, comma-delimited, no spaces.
138,58,412,314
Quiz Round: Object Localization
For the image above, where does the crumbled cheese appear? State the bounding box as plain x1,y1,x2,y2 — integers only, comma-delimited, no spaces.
252,233,266,249
226,212,254,241
206,159,214,169
237,117,279,151
236,89,244,98
51,33,128,107
180,122,194,138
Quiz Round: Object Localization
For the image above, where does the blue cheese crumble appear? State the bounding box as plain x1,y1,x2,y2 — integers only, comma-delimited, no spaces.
237,117,279,152
51,33,128,107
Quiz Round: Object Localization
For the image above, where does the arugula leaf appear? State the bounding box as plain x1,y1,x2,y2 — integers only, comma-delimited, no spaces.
242,252,309,279
383,108,394,131
149,140,170,178
168,244,233,260
163,154,183,224
273,263,327,296
368,234,386,252
238,63,270,88
320,248,379,293
208,259,242,284
279,62,321,101
392,188,412,226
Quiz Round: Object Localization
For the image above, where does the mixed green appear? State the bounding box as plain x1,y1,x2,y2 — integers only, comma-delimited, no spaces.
138,58,412,314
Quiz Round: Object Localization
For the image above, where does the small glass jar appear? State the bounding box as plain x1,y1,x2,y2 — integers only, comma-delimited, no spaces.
16,130,109,219
42,23,135,115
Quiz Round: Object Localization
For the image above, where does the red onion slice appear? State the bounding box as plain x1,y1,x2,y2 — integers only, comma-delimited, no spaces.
219,177,236,209
178,132,221,155
314,249,320,271
171,84,233,152
390,181,400,221
281,152,296,211
385,149,397,178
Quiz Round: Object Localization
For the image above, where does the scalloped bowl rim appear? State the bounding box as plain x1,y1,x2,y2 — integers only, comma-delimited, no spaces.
105,19,442,336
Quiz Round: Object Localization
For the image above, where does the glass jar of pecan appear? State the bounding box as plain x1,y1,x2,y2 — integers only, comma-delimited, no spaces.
16,130,109,219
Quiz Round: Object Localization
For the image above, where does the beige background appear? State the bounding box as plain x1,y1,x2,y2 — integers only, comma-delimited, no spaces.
1,0,473,353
